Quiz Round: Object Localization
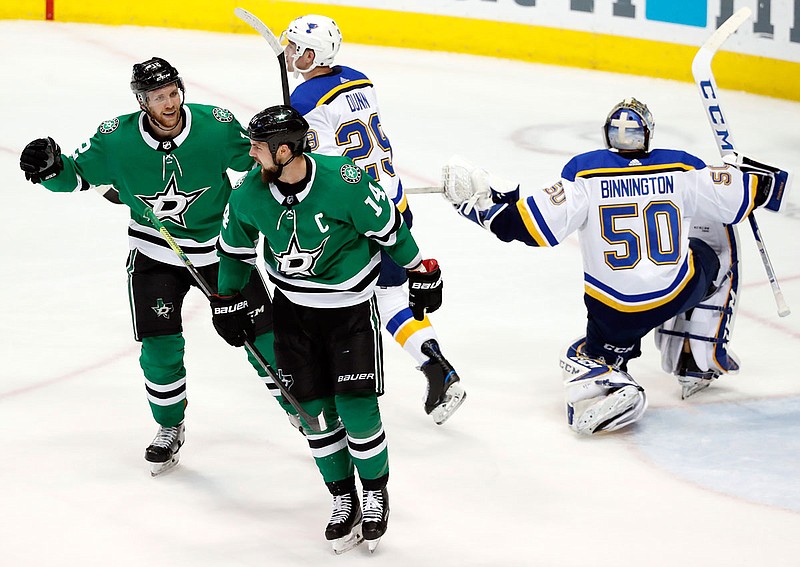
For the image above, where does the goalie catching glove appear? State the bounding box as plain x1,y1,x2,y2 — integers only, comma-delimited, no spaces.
210,293,255,347
408,259,442,321
20,137,64,184
723,151,792,213
441,155,520,229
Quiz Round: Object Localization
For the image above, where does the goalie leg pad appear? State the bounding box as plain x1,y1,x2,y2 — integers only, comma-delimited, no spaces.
656,221,741,388
561,338,647,435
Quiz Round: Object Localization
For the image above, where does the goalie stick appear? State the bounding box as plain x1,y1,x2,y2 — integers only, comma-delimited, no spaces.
691,7,791,317
235,7,291,105
405,185,443,194
142,207,326,433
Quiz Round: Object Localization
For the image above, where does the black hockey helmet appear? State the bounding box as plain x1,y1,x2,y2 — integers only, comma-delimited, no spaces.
130,57,185,106
248,105,309,156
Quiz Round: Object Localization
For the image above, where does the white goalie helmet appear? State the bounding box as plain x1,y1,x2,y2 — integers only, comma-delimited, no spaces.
281,15,343,74
603,97,655,152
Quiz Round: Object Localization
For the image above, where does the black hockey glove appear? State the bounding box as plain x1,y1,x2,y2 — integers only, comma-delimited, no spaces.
407,259,443,321
20,137,64,184
210,293,255,347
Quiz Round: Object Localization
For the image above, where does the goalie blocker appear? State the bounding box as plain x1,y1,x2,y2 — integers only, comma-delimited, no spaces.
723,153,792,213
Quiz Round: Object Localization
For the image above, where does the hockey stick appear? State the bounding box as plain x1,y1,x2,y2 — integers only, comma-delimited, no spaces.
405,186,443,194
691,7,791,317
235,7,291,105
142,207,326,432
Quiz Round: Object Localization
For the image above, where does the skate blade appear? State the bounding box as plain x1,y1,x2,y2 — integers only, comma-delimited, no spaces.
430,384,467,425
575,386,639,435
149,452,180,477
331,525,363,555
680,377,714,399
367,537,382,554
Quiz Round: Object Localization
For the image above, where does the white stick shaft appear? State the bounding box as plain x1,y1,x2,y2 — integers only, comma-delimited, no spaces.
405,186,443,194
691,7,790,317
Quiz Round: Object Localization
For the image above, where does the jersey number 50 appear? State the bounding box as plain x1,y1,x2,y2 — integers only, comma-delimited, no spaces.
600,201,681,269
335,113,396,182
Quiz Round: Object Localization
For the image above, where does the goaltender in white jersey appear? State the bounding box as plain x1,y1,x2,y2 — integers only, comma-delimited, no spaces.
280,14,466,425
444,97,790,435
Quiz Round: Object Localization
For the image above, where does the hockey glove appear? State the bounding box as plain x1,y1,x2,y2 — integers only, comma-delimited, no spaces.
20,137,64,184
210,293,255,347
407,259,443,321
723,152,792,213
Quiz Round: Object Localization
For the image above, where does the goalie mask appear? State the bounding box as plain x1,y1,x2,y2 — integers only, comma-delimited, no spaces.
281,15,342,74
248,105,309,157
130,57,185,109
603,97,655,152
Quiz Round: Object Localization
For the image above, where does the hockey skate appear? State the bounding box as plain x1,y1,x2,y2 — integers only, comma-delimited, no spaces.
573,386,642,435
420,340,467,425
144,421,185,477
676,349,719,399
362,487,389,553
325,491,364,554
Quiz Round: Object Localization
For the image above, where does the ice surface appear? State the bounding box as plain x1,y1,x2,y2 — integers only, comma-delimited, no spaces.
1,20,799,566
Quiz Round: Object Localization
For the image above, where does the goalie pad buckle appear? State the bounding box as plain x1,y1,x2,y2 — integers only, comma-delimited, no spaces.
561,338,647,435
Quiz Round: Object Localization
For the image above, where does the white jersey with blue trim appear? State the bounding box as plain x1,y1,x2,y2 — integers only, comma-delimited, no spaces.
290,65,407,214
490,148,758,312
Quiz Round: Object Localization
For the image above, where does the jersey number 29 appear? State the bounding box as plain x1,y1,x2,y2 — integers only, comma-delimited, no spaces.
335,113,396,182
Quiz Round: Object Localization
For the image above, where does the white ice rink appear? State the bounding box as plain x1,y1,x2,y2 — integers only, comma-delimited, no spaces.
1,20,799,566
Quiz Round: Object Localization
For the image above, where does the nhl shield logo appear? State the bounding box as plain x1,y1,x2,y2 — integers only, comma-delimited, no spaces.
99,118,119,134
212,107,234,123
340,164,361,184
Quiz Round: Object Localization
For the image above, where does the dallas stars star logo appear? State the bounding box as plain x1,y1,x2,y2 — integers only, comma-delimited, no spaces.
137,172,209,228
276,369,294,389
152,298,174,319
270,231,329,278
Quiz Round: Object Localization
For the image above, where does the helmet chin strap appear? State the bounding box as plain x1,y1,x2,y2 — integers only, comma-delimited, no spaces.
272,151,298,179
290,47,320,79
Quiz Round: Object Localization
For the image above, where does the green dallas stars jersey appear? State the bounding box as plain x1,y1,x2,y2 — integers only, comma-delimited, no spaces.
41,104,253,267
217,153,422,308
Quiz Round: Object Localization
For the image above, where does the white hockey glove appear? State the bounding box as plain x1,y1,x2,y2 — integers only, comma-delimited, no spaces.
723,152,792,213
441,155,493,212
441,155,521,229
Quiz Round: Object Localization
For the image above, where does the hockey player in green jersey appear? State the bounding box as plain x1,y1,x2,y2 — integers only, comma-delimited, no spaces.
18,57,285,476
210,105,444,554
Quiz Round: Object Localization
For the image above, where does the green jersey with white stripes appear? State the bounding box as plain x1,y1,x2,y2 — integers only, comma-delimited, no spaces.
41,104,253,267
217,153,422,307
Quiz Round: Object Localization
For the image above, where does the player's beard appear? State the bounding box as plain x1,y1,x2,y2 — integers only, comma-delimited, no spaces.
150,107,182,134
261,164,281,184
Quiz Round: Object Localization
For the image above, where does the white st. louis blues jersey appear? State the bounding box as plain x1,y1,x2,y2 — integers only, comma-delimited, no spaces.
290,65,408,216
487,148,758,312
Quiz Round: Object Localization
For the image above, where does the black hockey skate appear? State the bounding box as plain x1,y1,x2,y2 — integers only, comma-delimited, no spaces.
362,487,390,553
325,490,364,554
676,349,719,399
420,340,467,425
144,421,185,477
